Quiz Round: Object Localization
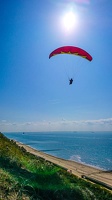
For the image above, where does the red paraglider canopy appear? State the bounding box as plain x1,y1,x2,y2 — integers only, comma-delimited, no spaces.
49,46,92,61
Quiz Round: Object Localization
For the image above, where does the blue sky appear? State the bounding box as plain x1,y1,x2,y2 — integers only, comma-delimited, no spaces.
0,0,112,132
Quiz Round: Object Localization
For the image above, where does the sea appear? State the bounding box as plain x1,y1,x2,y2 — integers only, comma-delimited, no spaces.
3,131,112,171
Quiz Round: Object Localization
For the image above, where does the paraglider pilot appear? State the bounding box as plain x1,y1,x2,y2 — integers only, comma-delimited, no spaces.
69,78,73,85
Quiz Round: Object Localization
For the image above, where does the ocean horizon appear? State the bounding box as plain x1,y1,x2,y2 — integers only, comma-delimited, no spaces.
4,131,112,171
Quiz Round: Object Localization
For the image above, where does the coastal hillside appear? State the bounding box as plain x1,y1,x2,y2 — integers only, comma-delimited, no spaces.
0,132,112,200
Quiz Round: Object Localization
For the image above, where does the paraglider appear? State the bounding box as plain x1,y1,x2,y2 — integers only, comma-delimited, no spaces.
49,46,92,61
49,46,92,85
69,78,73,85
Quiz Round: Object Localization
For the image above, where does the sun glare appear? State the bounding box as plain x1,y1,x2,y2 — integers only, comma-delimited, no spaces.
62,11,78,32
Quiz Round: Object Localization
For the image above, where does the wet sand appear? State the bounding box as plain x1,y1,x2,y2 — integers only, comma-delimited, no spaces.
16,141,112,190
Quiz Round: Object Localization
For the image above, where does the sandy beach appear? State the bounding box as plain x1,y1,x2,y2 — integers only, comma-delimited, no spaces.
16,141,112,190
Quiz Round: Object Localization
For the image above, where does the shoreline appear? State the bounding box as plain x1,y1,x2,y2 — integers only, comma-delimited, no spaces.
16,141,112,190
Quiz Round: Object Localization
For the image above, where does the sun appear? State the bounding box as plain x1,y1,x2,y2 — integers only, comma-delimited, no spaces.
62,11,78,32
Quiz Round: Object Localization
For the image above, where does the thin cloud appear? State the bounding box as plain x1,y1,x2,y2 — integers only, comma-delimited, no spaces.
49,99,60,105
0,118,112,132
73,0,90,4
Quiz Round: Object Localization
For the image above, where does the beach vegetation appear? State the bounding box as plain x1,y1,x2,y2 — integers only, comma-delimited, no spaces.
0,132,112,200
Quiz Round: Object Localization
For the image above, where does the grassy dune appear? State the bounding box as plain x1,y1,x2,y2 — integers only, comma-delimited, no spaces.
0,132,112,200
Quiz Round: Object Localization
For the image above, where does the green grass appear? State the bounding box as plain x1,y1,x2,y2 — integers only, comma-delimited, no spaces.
0,132,112,200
